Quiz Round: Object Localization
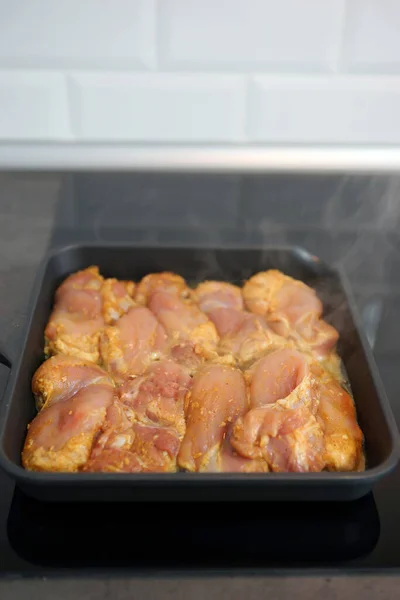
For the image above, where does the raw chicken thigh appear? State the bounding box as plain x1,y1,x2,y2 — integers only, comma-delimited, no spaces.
23,355,115,472
231,348,325,473
149,290,219,360
85,400,180,473
100,306,168,381
135,272,191,305
45,268,136,364
24,266,364,475
45,266,105,363
101,278,135,324
178,364,250,471
195,280,284,367
243,270,339,360
119,358,192,437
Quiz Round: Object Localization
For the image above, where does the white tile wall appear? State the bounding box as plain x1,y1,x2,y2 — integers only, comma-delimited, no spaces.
0,72,70,140
70,73,246,142
0,0,156,68
248,76,400,144
0,0,399,145
344,0,400,72
159,0,345,72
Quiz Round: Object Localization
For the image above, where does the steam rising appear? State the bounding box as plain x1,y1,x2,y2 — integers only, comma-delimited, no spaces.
90,173,400,350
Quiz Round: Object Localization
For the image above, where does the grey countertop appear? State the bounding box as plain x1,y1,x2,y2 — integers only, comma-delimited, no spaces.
3,574,400,600
0,171,400,599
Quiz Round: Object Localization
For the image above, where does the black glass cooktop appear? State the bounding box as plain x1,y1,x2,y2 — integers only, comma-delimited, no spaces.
2,457,400,573
1,172,400,576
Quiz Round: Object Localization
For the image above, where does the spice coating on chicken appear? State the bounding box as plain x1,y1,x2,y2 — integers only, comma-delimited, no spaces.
312,364,364,471
148,290,219,360
135,272,191,306
84,400,180,473
177,364,250,472
119,358,191,437
232,404,325,472
26,265,365,475
23,355,115,472
195,281,244,312
231,349,325,472
100,306,168,381
246,348,313,409
32,353,112,411
101,278,136,324
196,280,284,367
243,270,339,361
44,266,105,363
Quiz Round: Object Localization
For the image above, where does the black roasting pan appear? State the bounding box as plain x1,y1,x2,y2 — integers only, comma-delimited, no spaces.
0,243,398,502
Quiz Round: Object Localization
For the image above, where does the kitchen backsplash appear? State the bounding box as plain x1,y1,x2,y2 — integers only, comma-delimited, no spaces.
1,0,400,145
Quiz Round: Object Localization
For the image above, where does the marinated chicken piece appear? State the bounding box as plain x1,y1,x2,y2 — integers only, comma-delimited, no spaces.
23,386,114,473
45,266,104,363
100,306,168,381
119,359,192,437
243,269,319,320
135,272,191,305
85,400,180,473
313,366,364,471
32,353,112,411
149,290,219,360
212,308,286,368
232,404,325,472
85,448,143,472
320,351,344,383
195,281,244,312
231,347,325,472
101,278,135,324
206,306,246,337
246,348,315,409
243,270,339,360
27,266,365,476
169,341,206,375
22,356,114,472
232,349,363,473
202,436,269,473
195,279,284,367
178,364,249,472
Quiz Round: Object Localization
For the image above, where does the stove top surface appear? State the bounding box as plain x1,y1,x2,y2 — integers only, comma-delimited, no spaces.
1,462,400,574
1,172,400,576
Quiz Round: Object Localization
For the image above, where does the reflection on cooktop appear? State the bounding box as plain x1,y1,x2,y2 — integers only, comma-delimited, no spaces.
7,488,379,570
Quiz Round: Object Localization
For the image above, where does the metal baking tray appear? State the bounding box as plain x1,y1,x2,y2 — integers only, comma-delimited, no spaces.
0,243,398,502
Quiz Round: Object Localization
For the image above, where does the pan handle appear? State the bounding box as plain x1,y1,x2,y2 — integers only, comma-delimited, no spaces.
0,349,12,407
0,349,12,370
